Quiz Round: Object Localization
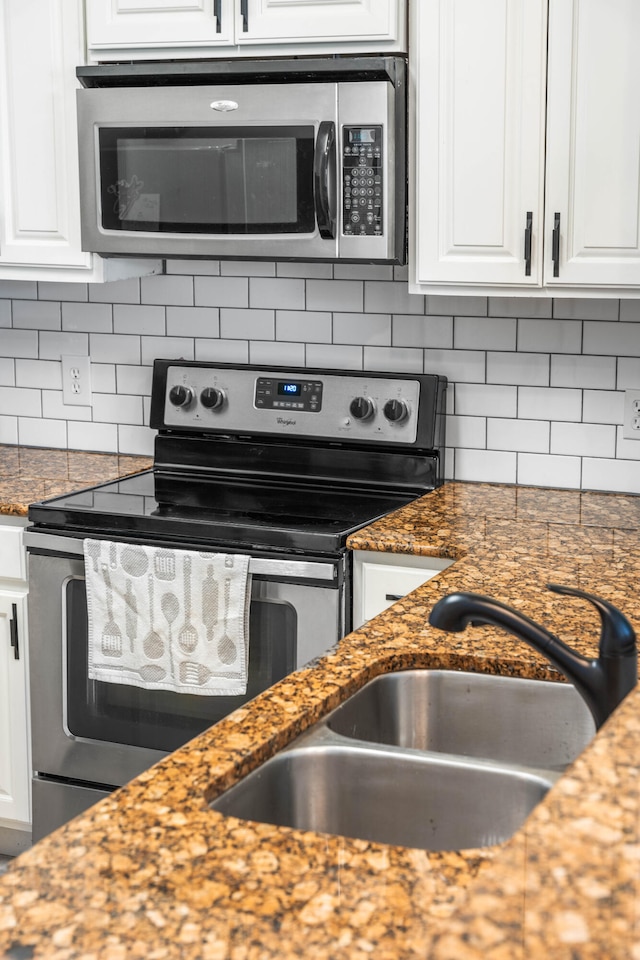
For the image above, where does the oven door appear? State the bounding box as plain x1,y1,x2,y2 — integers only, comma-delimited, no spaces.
27,542,343,791
77,81,339,260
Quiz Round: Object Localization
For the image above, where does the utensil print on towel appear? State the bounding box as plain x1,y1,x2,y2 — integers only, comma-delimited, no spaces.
121,545,149,578
87,541,101,573
217,578,237,664
101,566,123,658
161,591,179,678
124,579,138,653
101,663,167,683
143,575,164,660
202,565,218,643
154,549,176,581
179,661,218,686
178,555,199,653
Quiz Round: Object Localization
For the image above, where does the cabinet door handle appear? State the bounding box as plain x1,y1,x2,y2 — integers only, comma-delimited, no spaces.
385,593,404,602
240,0,249,31
552,212,561,277
214,0,222,32
524,211,533,276
9,603,19,660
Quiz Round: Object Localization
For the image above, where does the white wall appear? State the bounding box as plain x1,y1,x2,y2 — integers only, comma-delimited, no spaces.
0,259,639,494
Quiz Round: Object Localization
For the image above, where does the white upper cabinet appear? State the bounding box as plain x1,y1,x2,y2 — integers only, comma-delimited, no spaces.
544,0,640,288
0,0,161,283
85,0,406,60
411,0,640,296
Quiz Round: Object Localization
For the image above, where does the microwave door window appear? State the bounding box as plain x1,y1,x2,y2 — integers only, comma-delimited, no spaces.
98,127,316,235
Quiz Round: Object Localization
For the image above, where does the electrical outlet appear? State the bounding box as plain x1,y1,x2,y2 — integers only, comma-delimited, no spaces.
623,389,640,440
62,355,92,407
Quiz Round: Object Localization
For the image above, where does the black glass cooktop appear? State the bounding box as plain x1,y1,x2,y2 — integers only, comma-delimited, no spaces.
28,469,417,554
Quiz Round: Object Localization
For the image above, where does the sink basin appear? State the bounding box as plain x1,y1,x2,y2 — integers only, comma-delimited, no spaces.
211,742,554,851
327,670,596,772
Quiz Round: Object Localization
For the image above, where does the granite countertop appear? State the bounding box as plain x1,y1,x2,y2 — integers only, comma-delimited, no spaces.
0,445,152,517
1,481,640,958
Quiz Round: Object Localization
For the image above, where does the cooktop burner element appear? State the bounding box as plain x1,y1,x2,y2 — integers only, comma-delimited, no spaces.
29,362,447,555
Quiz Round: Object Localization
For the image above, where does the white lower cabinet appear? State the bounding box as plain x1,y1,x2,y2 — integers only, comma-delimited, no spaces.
352,550,452,630
0,522,30,855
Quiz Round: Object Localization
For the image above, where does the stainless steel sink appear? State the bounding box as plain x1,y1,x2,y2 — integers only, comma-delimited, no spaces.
211,740,554,851
210,669,596,851
327,670,596,772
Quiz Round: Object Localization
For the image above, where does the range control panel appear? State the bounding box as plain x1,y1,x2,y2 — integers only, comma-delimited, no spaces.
342,125,383,238
160,365,424,445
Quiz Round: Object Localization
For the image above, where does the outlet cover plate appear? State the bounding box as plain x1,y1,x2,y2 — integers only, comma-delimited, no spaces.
62,355,92,407
623,389,640,441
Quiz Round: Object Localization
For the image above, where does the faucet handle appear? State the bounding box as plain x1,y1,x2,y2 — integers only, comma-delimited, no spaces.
546,583,636,659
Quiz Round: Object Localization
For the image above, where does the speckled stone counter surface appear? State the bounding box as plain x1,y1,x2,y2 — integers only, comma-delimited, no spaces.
0,445,152,515
1,481,640,959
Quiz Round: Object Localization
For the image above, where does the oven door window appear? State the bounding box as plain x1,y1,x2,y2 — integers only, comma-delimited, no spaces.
98,125,316,235
65,579,296,752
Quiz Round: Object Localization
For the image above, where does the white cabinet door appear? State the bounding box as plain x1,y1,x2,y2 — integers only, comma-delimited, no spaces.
352,551,452,630
412,0,547,287
239,0,401,45
544,0,640,288
86,0,235,58
0,590,29,829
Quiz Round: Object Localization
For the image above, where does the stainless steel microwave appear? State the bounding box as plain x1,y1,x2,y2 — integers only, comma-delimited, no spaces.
75,57,407,264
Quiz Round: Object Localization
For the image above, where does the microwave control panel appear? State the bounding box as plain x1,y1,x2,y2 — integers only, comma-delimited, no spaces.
342,126,383,238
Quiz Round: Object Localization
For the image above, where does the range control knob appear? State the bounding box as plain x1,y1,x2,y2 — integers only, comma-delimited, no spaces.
349,396,376,421
383,398,409,423
200,387,226,411
168,384,194,408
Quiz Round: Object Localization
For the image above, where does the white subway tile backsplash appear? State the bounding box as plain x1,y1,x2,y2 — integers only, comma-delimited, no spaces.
455,448,517,484
454,316,517,351
551,354,616,390
517,319,582,355
194,276,249,308
141,275,193,306
583,321,640,357
93,393,143,425
219,309,274,341
487,418,549,453
113,304,166,336
446,415,486,449
1,330,38,358
518,453,582,489
16,359,61,390
582,457,640,495
487,351,549,386
141,336,194,366
582,390,625,425
68,420,118,453
13,300,61,331
62,302,112,334
364,281,423,315
455,383,517,418
307,279,363,313
90,333,140,365
363,346,423,373
275,311,331,343
18,416,67,448
553,298,619,322
167,306,219,339
248,340,305,366
89,277,140,304
40,331,88,360
0,416,18,444
392,314,453,349
0,271,637,488
249,277,305,311
518,386,582,422
551,422,616,459
334,313,391,346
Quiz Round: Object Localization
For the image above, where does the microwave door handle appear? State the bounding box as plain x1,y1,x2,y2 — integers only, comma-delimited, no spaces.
314,120,336,239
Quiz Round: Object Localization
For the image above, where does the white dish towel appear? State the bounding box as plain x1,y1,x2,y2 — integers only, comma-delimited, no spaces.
84,539,252,696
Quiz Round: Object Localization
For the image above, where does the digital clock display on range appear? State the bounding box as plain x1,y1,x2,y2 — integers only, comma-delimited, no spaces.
278,382,301,396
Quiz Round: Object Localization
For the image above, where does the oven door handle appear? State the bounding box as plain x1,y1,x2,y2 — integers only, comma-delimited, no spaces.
24,532,337,583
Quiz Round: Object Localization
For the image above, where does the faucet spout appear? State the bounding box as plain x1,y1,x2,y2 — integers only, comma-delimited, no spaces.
428,584,637,730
